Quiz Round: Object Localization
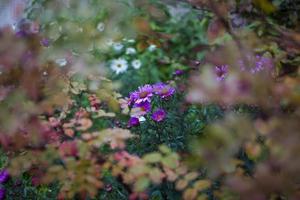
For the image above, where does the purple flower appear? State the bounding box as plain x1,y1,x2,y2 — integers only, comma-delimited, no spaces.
173,69,184,76
40,38,50,47
130,85,153,104
0,188,5,200
215,65,228,81
128,117,140,127
239,55,273,74
153,83,175,99
152,109,166,122
0,170,9,184
131,101,151,117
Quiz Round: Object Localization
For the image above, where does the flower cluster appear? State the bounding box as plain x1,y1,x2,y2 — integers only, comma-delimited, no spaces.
239,55,273,74
109,39,144,74
124,83,175,127
214,55,273,81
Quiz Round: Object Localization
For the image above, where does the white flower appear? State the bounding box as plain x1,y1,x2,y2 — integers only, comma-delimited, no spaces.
110,58,128,74
131,59,142,69
126,47,136,55
128,39,135,43
106,39,114,46
113,43,124,51
138,116,146,122
55,58,67,67
96,22,105,32
148,44,157,51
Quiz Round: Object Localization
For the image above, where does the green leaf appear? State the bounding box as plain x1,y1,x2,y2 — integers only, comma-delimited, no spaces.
135,177,150,192
143,153,162,163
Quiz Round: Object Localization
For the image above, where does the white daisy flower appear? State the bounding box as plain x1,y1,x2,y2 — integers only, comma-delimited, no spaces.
110,58,128,74
96,22,105,32
131,59,142,69
126,47,136,55
113,43,124,51
55,58,67,67
148,44,157,51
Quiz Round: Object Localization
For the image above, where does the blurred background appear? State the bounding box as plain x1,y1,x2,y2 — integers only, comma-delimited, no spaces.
0,0,25,28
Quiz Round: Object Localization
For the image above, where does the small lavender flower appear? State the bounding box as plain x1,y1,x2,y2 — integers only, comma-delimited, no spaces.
215,65,228,81
0,170,9,183
128,117,140,127
153,83,175,99
173,69,184,76
152,109,166,122
239,55,273,74
40,38,50,47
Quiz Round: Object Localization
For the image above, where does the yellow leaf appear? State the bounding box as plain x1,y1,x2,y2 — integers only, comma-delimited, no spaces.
193,180,211,191
183,188,198,200
176,179,188,190
185,172,199,181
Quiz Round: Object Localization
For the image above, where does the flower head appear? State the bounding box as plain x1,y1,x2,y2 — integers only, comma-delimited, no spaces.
215,65,228,81
97,22,105,32
148,44,157,51
152,109,166,122
130,84,153,104
113,43,124,51
126,47,136,55
131,59,142,69
0,170,9,183
173,69,184,76
110,58,128,74
153,83,175,99
128,117,140,127
40,38,50,47
131,101,151,117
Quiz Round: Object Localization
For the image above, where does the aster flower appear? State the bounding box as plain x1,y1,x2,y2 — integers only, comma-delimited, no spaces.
0,170,9,183
113,43,124,51
130,84,153,104
131,101,151,117
214,65,228,81
126,47,136,55
128,117,140,127
110,58,128,74
131,59,142,69
152,109,166,122
153,83,175,99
